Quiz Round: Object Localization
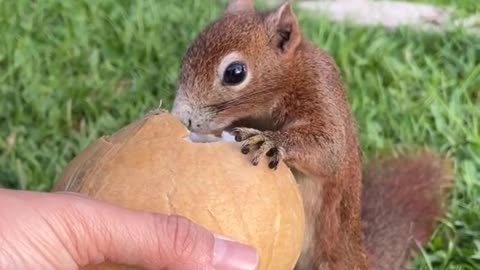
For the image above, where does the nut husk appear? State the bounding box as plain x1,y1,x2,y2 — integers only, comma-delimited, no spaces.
52,111,305,270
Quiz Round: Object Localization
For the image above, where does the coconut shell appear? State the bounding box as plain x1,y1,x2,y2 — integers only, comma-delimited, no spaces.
52,110,305,270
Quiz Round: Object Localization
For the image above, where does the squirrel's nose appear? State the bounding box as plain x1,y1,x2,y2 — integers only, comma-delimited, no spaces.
188,119,202,129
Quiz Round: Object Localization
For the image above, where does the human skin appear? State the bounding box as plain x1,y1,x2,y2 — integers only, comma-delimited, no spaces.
0,188,259,270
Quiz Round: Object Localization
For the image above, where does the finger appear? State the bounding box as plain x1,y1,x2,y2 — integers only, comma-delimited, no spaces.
63,195,260,270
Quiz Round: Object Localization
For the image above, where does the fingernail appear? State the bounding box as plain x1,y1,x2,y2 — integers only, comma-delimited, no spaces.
213,234,260,270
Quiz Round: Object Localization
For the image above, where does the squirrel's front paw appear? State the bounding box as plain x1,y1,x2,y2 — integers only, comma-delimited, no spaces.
231,128,285,170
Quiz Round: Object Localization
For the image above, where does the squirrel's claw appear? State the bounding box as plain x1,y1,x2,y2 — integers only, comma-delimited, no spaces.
231,128,284,170
267,147,284,170
231,127,262,142
251,136,275,166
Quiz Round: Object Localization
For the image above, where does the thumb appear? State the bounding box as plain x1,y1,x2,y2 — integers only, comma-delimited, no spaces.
62,193,260,270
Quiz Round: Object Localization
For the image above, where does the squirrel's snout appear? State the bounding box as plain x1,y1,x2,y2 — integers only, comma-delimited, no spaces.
171,97,220,133
171,103,200,131
172,111,193,129
186,118,202,130
175,114,213,133
171,97,192,124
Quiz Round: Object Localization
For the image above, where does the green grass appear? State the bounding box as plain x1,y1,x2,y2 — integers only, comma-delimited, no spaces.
0,0,479,269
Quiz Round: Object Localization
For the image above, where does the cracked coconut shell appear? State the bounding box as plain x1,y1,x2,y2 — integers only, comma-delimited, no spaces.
52,111,305,270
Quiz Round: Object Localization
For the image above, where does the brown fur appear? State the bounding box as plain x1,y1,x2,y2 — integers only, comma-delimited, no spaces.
171,1,453,269
362,151,453,270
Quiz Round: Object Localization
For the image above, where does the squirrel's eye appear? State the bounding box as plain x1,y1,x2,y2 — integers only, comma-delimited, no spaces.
222,62,247,86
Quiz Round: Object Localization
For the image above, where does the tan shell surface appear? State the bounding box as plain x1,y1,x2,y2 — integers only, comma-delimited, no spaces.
53,111,305,270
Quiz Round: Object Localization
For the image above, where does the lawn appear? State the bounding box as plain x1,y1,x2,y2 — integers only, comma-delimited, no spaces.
0,0,479,269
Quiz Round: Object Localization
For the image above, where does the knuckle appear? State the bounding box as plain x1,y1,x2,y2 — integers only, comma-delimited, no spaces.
161,215,199,259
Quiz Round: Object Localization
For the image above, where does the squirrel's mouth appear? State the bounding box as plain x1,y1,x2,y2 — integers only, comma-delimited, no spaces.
184,123,235,144
186,131,236,144
183,115,271,143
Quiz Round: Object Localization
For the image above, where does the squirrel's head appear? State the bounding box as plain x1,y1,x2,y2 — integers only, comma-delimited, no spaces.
172,0,302,134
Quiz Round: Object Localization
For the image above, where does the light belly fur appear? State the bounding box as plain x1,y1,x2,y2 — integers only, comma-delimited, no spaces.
291,169,323,270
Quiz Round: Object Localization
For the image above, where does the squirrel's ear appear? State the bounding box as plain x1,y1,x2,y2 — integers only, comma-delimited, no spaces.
224,0,255,15
266,2,301,54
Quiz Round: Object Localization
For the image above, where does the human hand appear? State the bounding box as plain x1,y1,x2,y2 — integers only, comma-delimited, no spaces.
0,188,259,270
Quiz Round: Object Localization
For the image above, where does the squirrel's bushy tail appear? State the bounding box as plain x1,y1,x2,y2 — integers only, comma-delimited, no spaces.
361,151,454,270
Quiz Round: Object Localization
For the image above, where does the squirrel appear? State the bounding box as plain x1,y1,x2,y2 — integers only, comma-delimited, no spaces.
171,0,454,269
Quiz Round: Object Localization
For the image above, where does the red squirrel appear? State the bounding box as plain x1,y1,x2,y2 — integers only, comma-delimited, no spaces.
171,1,453,269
